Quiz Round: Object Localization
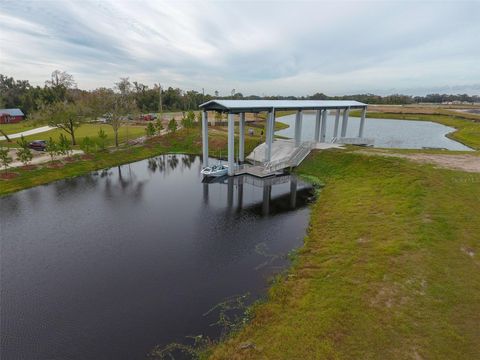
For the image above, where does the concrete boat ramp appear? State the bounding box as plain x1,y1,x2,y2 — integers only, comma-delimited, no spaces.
234,139,344,178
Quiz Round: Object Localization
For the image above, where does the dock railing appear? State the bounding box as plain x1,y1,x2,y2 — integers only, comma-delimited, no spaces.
263,141,314,173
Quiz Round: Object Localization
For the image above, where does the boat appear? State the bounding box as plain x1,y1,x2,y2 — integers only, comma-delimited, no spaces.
201,164,229,177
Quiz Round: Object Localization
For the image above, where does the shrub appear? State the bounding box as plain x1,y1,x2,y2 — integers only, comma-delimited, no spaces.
16,135,33,166
46,137,58,162
58,133,72,156
80,136,95,153
97,128,108,151
0,146,13,173
155,119,164,134
168,118,177,133
181,110,196,128
146,122,156,137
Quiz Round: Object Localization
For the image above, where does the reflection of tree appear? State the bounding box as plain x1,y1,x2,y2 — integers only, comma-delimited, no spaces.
103,165,146,201
147,158,158,173
181,154,196,169
168,155,179,170
100,169,110,178
157,156,166,173
53,173,101,200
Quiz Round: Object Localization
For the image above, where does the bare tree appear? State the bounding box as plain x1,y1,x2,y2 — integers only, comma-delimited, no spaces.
115,77,132,97
45,70,77,89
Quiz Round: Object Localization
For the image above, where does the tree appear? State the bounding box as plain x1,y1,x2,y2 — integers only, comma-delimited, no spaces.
34,101,88,145
97,129,108,151
115,77,132,97
46,137,58,162
145,122,156,137
168,118,177,133
80,136,95,154
16,135,33,166
155,118,164,134
181,110,195,129
109,96,137,147
58,133,72,156
45,70,76,89
0,146,12,173
91,81,138,147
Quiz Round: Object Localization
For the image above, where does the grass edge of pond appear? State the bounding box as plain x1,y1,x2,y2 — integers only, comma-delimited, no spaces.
206,149,480,359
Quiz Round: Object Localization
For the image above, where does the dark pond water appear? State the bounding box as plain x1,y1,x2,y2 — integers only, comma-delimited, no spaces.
0,154,313,360
276,113,472,150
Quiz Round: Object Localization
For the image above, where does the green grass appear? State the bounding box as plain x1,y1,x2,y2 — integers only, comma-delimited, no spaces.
0,126,263,196
209,150,480,359
274,121,289,131
350,111,480,150
0,121,37,135
0,123,146,148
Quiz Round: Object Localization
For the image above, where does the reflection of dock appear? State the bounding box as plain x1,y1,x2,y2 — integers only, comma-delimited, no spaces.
240,174,291,187
234,165,275,178
202,174,310,216
203,173,292,187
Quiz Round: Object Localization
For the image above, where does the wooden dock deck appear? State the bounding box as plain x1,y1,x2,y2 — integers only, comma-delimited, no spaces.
234,165,275,178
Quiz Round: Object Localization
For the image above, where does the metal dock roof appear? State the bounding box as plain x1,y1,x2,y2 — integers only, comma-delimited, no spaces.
199,100,366,113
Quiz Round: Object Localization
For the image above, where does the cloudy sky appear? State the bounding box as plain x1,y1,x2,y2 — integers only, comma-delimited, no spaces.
0,0,479,95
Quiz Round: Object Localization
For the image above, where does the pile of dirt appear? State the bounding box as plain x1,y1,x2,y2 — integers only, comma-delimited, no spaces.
358,150,480,173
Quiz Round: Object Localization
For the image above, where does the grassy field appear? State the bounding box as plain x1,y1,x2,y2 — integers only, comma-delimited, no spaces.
0,126,263,196
349,111,480,150
0,121,38,135
0,123,146,148
209,149,480,359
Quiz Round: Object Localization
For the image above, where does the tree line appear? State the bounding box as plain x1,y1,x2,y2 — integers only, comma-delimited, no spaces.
2,72,479,118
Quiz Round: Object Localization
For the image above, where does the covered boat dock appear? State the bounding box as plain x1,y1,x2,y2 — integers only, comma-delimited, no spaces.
199,100,368,176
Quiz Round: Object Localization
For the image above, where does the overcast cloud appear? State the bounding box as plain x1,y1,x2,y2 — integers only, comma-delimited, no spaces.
0,0,479,95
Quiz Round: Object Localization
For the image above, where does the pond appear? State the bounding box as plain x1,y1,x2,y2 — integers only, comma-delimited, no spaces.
0,154,314,360
275,113,472,150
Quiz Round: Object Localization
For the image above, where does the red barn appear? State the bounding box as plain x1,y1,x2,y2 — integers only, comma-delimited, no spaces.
0,108,25,124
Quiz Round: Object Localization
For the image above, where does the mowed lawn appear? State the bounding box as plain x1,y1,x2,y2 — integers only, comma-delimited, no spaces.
210,150,480,359
0,123,146,147
0,121,38,135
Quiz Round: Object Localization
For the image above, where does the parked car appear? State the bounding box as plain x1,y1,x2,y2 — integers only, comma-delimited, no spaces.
28,140,47,151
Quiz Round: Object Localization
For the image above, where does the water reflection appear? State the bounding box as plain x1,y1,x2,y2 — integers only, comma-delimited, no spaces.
1,154,313,360
202,173,312,217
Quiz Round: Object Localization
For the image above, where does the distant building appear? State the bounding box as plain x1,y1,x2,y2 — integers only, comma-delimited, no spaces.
0,108,25,124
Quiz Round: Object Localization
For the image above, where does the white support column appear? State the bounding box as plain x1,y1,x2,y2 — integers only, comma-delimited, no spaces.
269,109,275,146
294,110,303,147
239,112,245,162
228,112,235,176
265,110,273,162
341,107,350,138
202,110,209,167
358,107,367,138
333,109,340,140
314,110,321,142
320,109,328,142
